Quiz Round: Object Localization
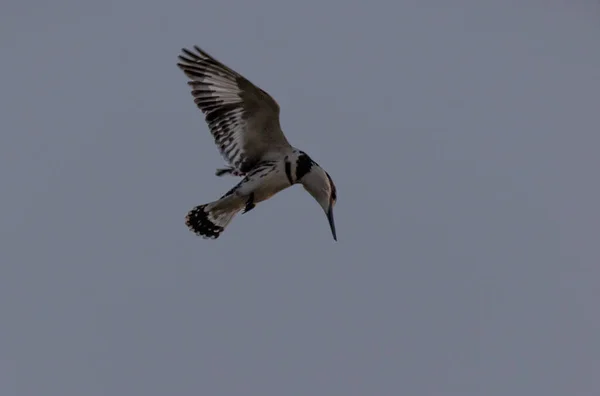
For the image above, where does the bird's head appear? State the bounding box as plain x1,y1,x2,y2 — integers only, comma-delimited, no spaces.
297,157,337,241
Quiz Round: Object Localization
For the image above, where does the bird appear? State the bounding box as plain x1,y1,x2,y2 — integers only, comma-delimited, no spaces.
176,45,337,241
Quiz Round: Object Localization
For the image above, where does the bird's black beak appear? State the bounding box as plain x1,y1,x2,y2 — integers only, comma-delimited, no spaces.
327,206,337,241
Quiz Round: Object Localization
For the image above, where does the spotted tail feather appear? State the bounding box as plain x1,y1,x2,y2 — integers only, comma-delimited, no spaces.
185,203,240,239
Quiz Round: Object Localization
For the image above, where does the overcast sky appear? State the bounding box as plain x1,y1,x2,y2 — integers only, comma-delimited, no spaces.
2,1,599,395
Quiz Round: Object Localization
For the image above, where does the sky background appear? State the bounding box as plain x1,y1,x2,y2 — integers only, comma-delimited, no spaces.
1,0,599,395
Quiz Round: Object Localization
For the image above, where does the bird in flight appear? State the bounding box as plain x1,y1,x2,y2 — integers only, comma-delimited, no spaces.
177,45,337,240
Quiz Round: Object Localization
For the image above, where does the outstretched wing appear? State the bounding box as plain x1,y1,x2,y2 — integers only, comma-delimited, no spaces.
177,46,291,173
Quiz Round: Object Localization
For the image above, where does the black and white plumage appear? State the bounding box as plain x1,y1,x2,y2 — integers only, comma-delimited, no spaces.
177,45,337,241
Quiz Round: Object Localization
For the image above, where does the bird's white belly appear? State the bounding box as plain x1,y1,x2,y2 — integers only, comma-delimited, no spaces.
237,166,291,203
252,173,291,203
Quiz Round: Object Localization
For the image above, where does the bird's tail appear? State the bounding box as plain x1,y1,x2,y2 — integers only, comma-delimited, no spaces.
185,197,243,239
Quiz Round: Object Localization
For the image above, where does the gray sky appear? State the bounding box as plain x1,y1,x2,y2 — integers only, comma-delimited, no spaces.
1,0,599,395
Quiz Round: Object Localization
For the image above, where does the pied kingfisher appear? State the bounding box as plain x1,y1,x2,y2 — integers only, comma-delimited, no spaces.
177,45,337,240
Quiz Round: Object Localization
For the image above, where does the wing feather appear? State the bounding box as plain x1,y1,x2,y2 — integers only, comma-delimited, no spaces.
177,46,291,172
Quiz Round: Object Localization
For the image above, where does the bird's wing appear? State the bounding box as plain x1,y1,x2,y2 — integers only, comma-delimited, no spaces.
177,46,292,173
